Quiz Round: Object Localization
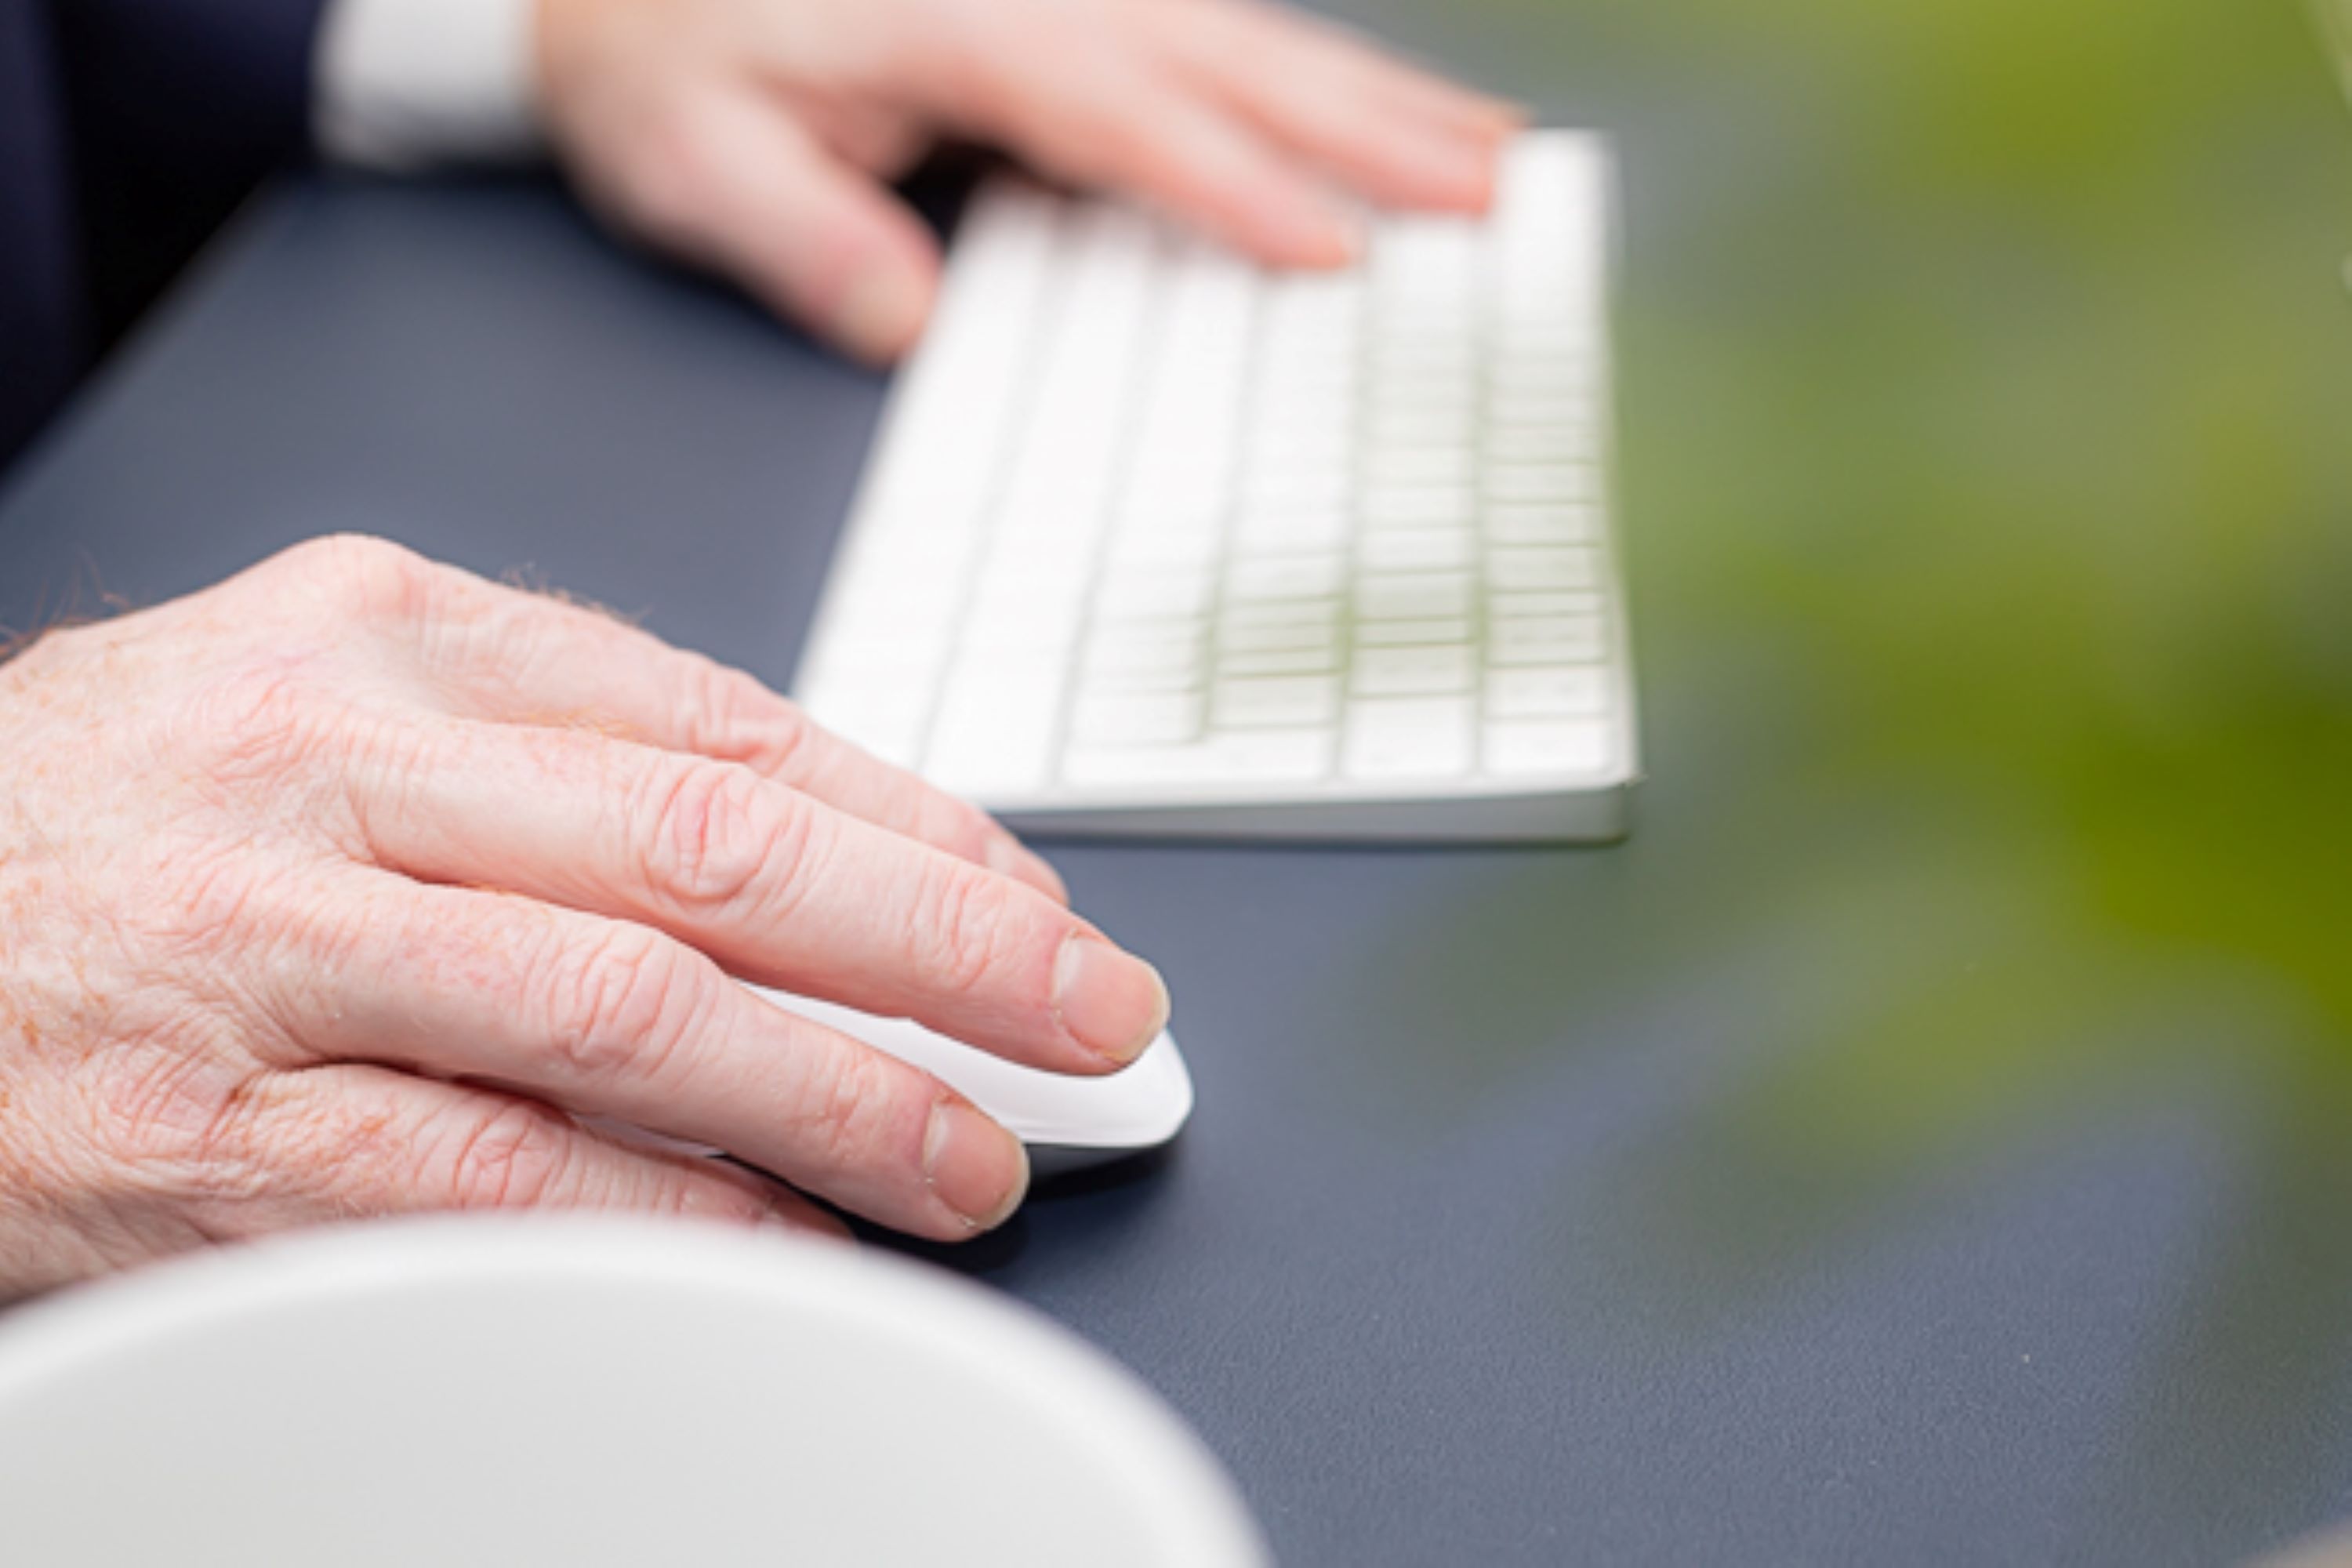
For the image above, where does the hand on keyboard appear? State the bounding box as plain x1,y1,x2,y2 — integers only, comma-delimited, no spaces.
534,0,1523,361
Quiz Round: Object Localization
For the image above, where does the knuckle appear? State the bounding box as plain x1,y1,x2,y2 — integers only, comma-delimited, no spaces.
535,923,704,1087
643,758,808,916
250,1093,408,1218
783,1038,901,1168
281,535,438,625
81,1038,265,1200
925,794,1004,867
912,857,1017,999
693,664,816,778
432,1097,575,1210
747,700,819,779
898,7,997,107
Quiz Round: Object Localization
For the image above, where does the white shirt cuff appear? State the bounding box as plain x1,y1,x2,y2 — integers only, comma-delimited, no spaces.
314,0,543,170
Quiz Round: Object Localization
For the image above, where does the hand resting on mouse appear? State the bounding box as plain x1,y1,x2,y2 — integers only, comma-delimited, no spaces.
0,538,1170,1299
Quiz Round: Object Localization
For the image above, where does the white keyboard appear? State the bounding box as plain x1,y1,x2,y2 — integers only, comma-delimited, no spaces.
795,131,1638,842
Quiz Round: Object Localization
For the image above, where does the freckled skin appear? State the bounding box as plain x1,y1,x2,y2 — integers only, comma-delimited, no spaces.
0,585,314,1288
0,537,1158,1298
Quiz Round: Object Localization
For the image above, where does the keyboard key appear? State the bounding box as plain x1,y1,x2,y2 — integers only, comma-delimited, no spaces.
927,669,1065,794
1373,374,1479,414
1079,662,1202,696
1221,598,1338,633
1363,448,1477,488
1200,730,1336,783
1112,488,1225,532
1073,690,1205,747
1354,646,1475,696
1371,382,1479,422
1489,546,1597,591
1221,616,1338,656
1229,554,1345,601
1368,408,1478,448
1221,600,1334,646
1490,615,1606,666
1361,487,1476,528
1489,394,1595,432
1486,667,1609,719
1253,405,1352,446
1356,572,1473,620
802,628,952,683
1483,720,1611,777
1241,470,1351,513
1083,626,1205,684
1490,590,1602,619
1248,429,1354,472
1486,504,1595,544
1486,425,1597,463
1359,528,1474,572
962,602,1083,656
971,556,1090,604
1234,506,1350,552
1097,569,1214,620
800,683,933,769
1488,357,1591,400
1212,675,1341,728
1219,644,1341,677
1485,463,1595,503
1344,698,1476,779
1104,524,1221,569
1356,617,1473,648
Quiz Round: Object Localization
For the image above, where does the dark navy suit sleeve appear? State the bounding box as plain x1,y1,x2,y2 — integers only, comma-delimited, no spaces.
50,0,333,343
0,1,87,469
0,0,329,469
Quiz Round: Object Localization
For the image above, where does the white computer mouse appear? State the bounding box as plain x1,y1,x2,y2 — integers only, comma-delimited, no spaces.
749,988,1193,1180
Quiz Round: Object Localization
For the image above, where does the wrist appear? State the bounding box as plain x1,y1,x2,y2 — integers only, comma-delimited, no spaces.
314,0,546,170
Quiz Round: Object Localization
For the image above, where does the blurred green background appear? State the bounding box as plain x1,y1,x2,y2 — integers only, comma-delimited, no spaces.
1324,0,2352,1533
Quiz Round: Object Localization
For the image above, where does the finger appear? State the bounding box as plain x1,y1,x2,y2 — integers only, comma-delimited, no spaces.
798,100,932,180
630,86,941,362
1163,25,1506,213
391,563,1067,902
251,873,1028,1239
196,1060,852,1240
350,717,1170,1076
924,48,1363,267
1187,0,1526,148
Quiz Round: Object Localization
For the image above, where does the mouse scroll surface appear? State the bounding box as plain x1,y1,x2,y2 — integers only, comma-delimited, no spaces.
746,988,1194,1174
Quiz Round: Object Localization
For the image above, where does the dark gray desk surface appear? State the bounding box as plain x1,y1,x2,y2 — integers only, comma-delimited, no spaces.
9,3,2352,1562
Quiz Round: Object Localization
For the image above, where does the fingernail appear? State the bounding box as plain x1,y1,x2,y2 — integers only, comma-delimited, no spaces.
831,266,928,363
1324,209,1369,267
985,833,1069,903
1443,140,1502,209
1052,932,1171,1068
924,1099,1029,1232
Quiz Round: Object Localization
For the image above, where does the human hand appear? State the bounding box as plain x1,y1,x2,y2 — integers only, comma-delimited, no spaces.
533,0,1521,361
0,537,1168,1298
